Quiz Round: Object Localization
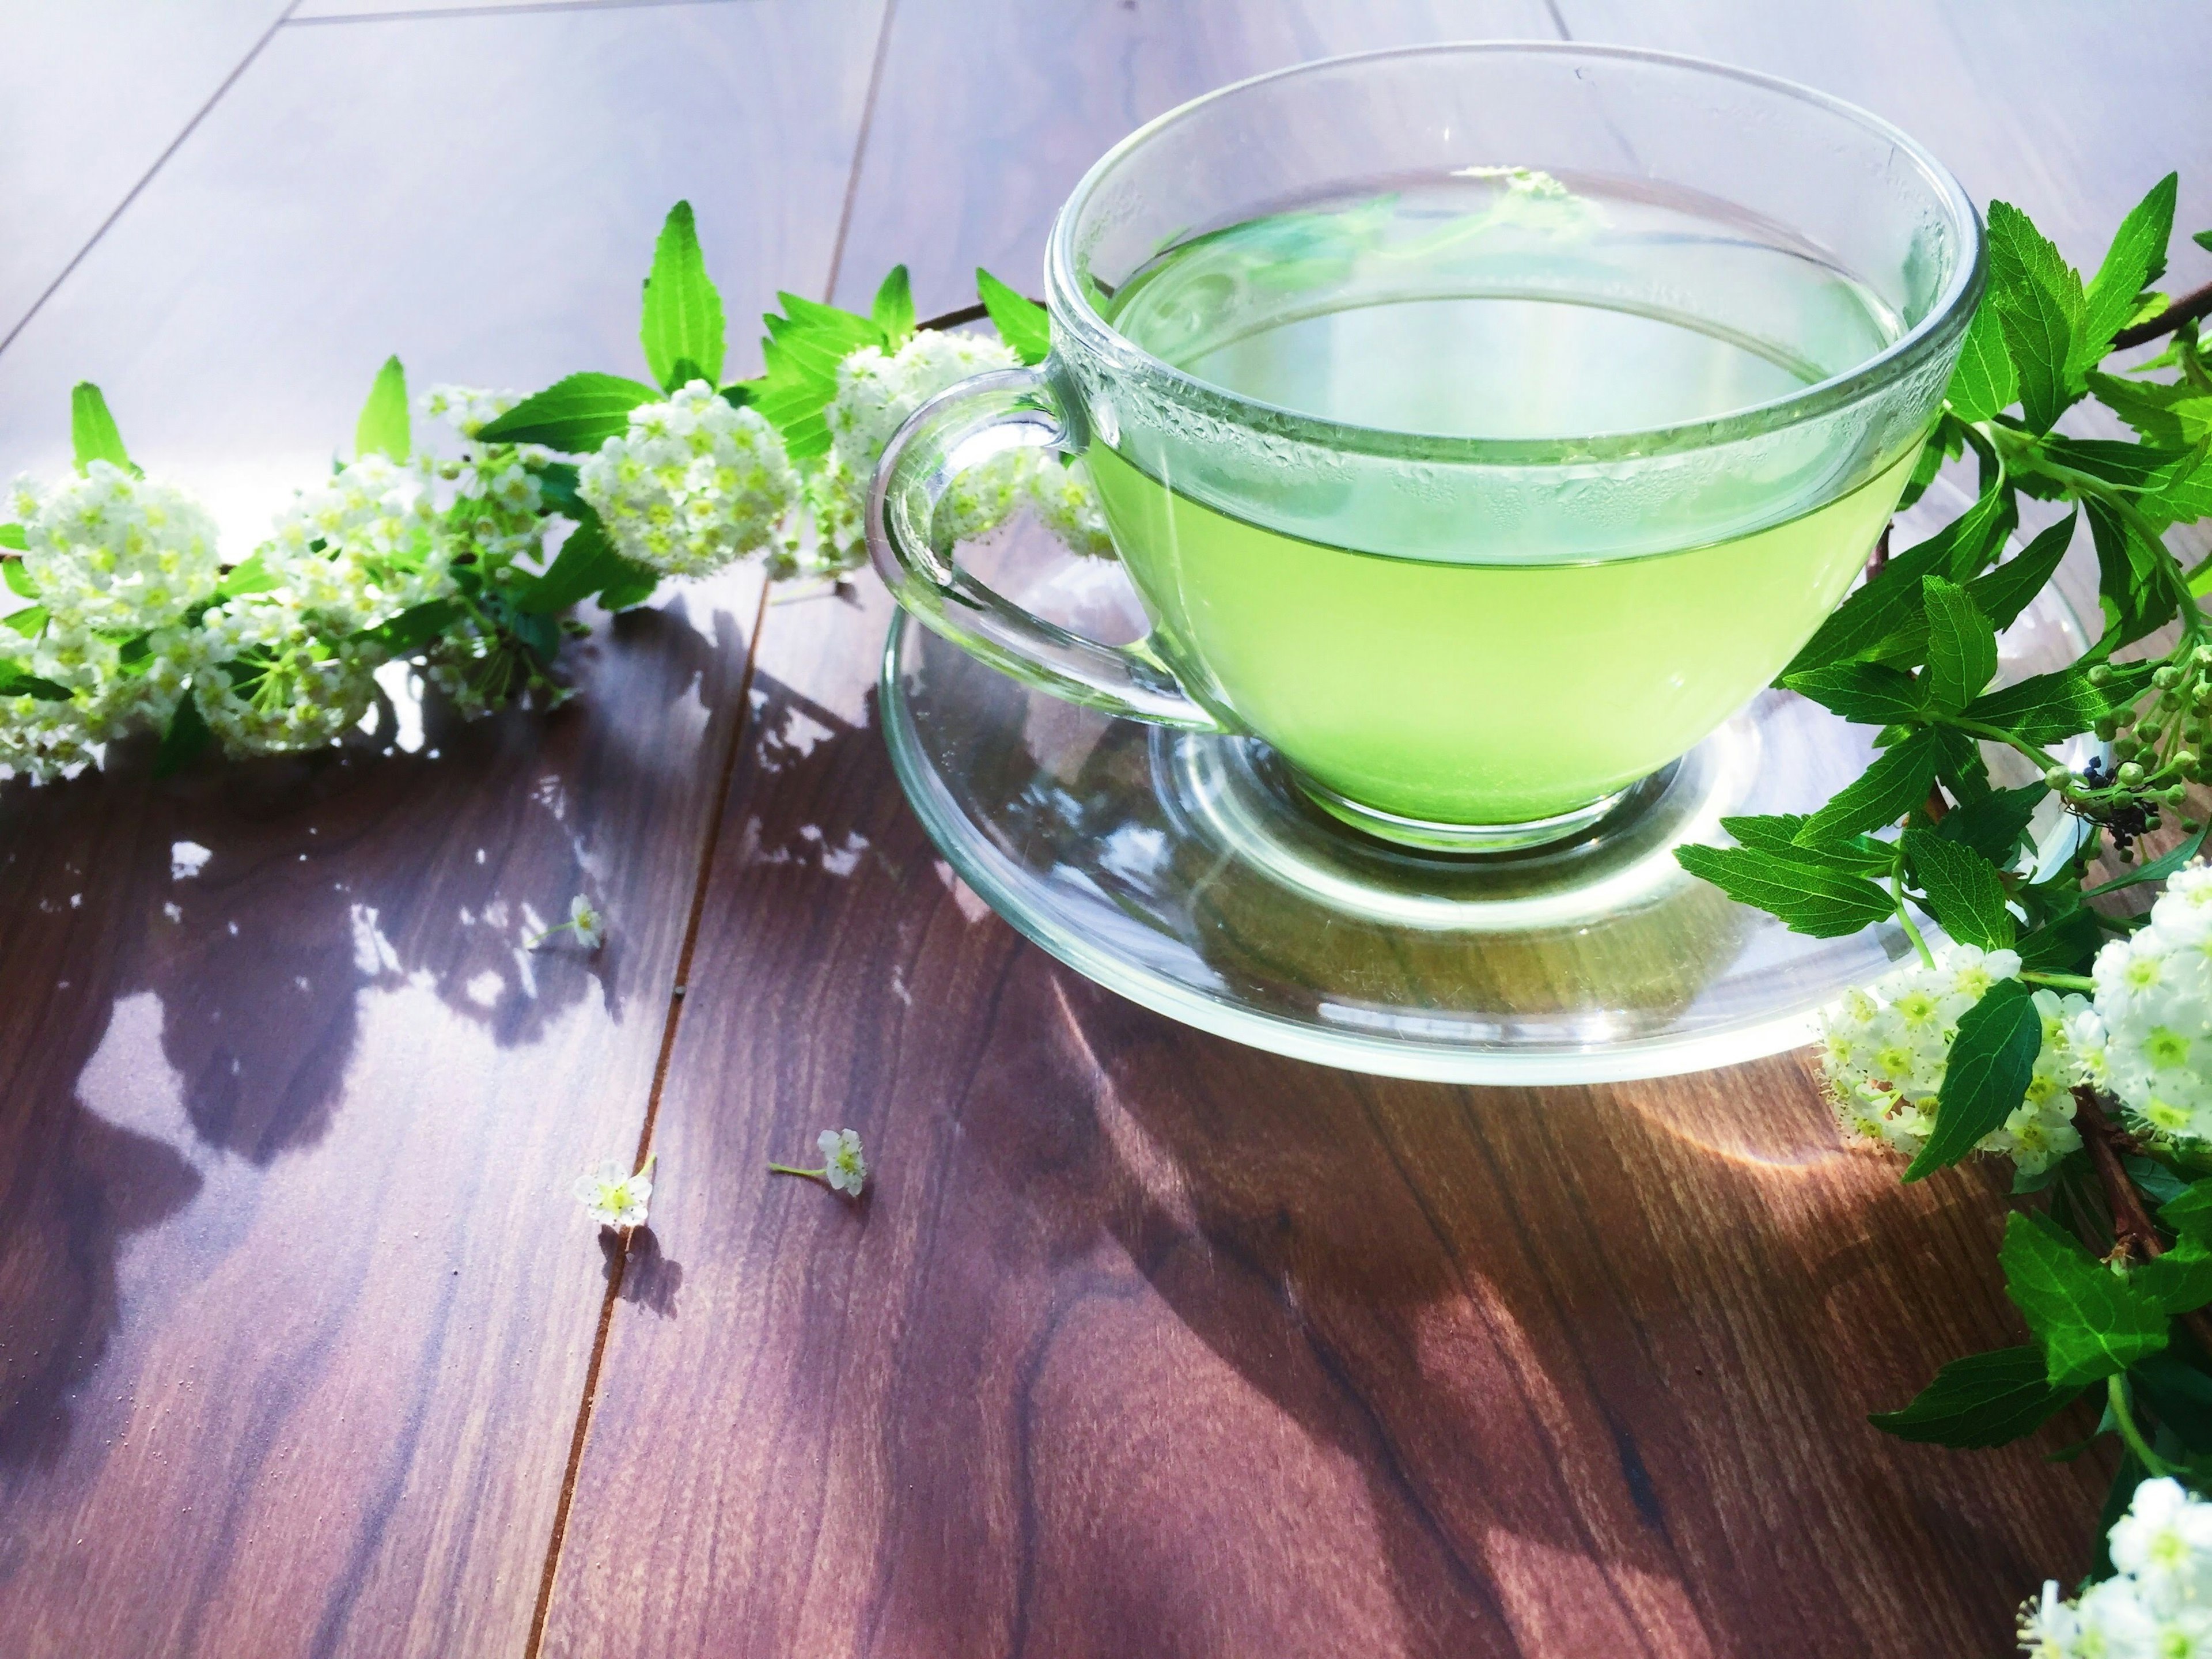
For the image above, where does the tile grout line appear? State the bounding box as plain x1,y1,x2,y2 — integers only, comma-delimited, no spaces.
520,4,899,1641
520,578,771,1659
0,1,302,361
293,0,752,26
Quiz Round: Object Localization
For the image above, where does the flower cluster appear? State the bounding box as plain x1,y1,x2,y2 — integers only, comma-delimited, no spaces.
578,381,800,578
2022,1478,2212,1657
2083,863,2212,1141
1819,945,2089,1172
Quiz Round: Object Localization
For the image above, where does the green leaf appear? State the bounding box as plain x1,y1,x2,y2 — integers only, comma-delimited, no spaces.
639,200,725,392
1793,727,1942,847
2014,909,2105,975
1673,843,1898,938
2130,1352,2212,1453
5,604,49,638
1784,484,2014,675
2138,1236,2212,1318
872,264,916,351
735,292,885,460
214,551,277,601
1922,575,1999,712
0,670,70,700
1986,200,2086,434
2,558,36,600
2002,1209,2171,1387
0,522,25,551
152,689,213,779
1960,658,2158,745
1945,299,2018,422
1938,781,2046,866
517,512,626,615
2086,494,2181,644
2078,173,2178,373
1718,813,1892,874
2162,1181,2212,1245
2143,444,2212,527
2130,1157,2191,1206
2089,372,2212,448
2084,820,2212,899
1964,511,2075,635
976,268,1051,366
1900,977,2039,1180
477,372,661,452
1903,827,2017,950
1869,1346,2085,1448
2040,435,2194,491
594,562,659,612
355,599,462,656
1781,661,1927,725
354,354,410,462
70,382,137,476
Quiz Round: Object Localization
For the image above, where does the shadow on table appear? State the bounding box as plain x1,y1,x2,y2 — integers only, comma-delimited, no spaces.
0,597,733,1472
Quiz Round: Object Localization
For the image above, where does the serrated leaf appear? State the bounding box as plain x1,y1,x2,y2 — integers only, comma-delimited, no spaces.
1785,484,2014,675
872,264,915,350
1923,575,1999,711
1673,843,1897,938
2040,435,2194,491
1959,658,2157,745
1946,298,2018,422
517,512,626,616
2142,444,2212,527
737,293,885,461
594,563,659,612
2086,494,2180,644
639,201,725,392
1718,813,1892,874
1937,782,2047,866
2083,820,2212,899
1869,1346,2084,1448
976,268,1050,366
70,382,136,476
1903,827,2017,950
2078,173,2178,373
1902,977,2040,1180
354,354,410,461
1965,512,2075,634
153,688,212,779
2015,909,2105,974
2137,1236,2212,1318
2161,1182,2212,1245
1793,727,1942,846
2130,1352,2212,1454
1782,661,1928,725
1986,201,2086,435
2089,372,2212,448
477,372,661,452
2003,1210,2171,1388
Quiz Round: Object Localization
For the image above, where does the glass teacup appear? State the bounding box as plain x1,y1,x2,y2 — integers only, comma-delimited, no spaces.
869,43,1982,852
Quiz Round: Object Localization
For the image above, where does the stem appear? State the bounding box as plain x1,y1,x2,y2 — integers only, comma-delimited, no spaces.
2108,1373,2181,1478
2074,1085,2212,1361
1892,863,1937,968
2022,971,2096,992
527,919,578,948
767,1162,828,1184
2112,278,2212,350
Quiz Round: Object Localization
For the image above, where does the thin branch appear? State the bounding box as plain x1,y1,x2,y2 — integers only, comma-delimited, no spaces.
2112,278,2212,350
2074,1085,2212,1361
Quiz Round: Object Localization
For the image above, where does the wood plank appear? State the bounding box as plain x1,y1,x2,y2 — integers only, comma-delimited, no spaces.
0,0,294,347
546,3,2115,1656
0,5,884,1656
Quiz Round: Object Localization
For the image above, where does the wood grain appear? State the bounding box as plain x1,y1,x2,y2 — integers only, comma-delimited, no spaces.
0,3,884,1656
546,2,2132,1655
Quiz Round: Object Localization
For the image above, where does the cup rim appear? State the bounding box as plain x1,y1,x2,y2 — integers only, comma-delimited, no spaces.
1043,40,1986,465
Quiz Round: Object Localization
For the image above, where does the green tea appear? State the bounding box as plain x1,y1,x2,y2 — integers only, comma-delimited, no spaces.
1089,174,1917,828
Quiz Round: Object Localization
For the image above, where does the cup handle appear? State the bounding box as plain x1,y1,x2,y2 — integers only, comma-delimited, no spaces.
866,363,1225,731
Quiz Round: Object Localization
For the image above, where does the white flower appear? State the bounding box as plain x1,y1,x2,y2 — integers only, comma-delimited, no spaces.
1817,944,2087,1169
577,381,799,577
420,384,522,441
813,329,1029,570
0,607,207,780
263,452,457,635
12,461,222,632
2024,1479,2212,1655
819,1128,867,1195
1027,456,1116,560
575,1152,654,1231
568,894,605,950
193,593,378,756
2092,863,2212,1141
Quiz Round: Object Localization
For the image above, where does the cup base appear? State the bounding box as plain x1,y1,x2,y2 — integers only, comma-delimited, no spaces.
1285,764,1672,855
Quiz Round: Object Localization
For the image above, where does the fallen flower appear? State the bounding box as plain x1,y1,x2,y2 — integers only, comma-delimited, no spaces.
532,893,605,951
769,1128,867,1197
576,1151,655,1231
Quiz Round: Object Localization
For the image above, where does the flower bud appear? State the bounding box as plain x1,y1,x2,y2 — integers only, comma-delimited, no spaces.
2119,761,2146,787
2088,663,2115,685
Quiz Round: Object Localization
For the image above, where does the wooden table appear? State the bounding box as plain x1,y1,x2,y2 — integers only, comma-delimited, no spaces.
3,3,2209,1654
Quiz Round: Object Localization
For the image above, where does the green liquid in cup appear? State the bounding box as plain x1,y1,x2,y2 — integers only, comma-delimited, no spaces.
1087,175,1921,828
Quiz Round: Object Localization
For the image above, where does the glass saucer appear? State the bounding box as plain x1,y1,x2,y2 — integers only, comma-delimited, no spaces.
878,501,2095,1085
